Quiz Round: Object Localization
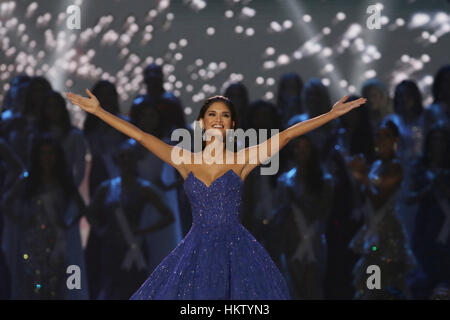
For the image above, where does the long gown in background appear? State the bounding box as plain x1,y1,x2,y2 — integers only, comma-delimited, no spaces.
8,185,88,299
275,167,333,299
349,160,417,299
91,177,153,299
410,167,450,298
383,113,425,241
130,169,291,299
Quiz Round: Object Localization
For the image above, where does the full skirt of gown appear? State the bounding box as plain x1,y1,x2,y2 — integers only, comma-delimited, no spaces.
130,169,290,300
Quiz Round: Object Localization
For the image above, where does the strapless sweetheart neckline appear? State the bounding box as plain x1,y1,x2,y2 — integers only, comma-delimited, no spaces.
186,169,244,188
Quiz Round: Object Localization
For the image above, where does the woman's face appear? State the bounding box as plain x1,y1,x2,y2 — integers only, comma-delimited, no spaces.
375,127,397,158
39,144,56,172
201,102,235,138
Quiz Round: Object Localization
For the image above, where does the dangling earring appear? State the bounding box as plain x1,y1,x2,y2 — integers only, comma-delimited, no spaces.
393,142,398,152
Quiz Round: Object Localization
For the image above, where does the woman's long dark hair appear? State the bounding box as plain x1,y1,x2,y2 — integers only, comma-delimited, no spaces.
83,80,120,134
25,134,79,203
224,82,249,129
38,90,72,137
393,80,423,119
339,95,376,162
23,76,52,118
432,64,450,104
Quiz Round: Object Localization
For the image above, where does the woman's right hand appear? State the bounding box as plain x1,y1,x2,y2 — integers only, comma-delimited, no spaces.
66,89,101,115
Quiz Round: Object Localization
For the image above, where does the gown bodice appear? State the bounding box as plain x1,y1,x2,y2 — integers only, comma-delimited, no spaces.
184,169,243,228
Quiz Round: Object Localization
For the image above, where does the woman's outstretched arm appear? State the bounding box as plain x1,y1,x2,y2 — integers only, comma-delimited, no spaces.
66,89,188,172
240,95,367,176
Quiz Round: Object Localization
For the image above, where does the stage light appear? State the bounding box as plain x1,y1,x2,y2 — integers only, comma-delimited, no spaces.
303,15,311,23
410,13,430,28
322,27,331,35
225,10,234,19
364,70,376,78
362,55,371,64
266,77,275,86
269,21,282,32
321,78,330,86
396,18,405,27
339,80,348,88
421,54,430,63
283,20,293,29
277,54,290,65
263,61,276,70
423,75,433,85
293,51,302,60
336,12,346,21
241,7,256,18
264,91,274,100
324,64,334,73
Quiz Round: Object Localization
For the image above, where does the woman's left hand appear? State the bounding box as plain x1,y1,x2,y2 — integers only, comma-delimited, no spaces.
331,96,367,117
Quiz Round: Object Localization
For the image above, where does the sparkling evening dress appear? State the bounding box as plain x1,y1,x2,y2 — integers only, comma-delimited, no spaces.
130,169,291,299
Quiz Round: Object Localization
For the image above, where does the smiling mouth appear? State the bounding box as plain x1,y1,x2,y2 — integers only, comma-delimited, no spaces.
212,125,224,129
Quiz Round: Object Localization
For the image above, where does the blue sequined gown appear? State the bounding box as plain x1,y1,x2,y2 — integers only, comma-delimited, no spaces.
130,169,291,299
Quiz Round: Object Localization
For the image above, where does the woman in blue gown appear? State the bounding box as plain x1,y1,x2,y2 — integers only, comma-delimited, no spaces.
66,89,366,300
